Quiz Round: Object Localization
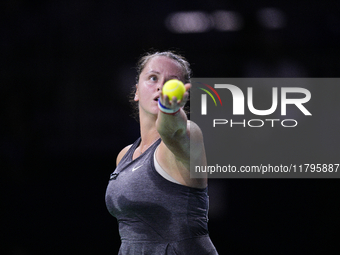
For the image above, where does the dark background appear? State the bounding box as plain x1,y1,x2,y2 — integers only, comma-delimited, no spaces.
2,1,340,254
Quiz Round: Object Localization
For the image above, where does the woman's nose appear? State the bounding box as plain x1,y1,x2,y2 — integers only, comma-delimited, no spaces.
157,80,164,91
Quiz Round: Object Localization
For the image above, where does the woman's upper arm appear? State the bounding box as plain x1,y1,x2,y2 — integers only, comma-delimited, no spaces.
159,120,206,170
187,121,206,166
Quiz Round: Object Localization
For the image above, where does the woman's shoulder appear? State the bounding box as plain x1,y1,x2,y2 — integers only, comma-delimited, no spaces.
187,120,204,139
116,144,133,166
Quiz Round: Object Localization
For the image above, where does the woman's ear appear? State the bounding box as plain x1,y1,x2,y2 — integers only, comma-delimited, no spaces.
134,84,139,101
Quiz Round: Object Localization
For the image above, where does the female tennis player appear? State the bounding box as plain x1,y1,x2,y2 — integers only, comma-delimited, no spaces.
105,51,218,254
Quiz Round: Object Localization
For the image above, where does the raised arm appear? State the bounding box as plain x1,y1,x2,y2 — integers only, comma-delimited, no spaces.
156,83,207,187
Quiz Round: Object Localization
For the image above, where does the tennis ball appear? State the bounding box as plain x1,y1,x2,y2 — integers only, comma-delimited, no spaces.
162,79,186,101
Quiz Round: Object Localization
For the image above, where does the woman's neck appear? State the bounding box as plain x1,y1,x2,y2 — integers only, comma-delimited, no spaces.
138,112,160,152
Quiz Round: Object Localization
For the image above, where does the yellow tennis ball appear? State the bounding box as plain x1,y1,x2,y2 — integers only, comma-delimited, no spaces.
162,79,186,101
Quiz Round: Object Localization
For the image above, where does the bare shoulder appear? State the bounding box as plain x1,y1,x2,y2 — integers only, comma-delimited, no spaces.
187,120,205,151
116,144,132,166
187,120,202,136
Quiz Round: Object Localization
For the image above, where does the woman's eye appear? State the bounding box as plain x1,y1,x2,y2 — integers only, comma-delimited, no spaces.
150,76,157,81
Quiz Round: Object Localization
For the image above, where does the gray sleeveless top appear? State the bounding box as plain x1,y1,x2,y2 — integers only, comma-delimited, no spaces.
105,137,218,255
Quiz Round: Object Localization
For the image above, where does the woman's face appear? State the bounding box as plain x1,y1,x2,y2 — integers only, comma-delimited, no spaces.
135,56,184,116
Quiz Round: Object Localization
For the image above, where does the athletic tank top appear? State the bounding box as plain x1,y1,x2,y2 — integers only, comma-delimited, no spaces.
105,137,218,255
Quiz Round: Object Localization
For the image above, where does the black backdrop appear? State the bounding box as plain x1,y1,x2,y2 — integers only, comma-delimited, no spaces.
2,1,340,254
